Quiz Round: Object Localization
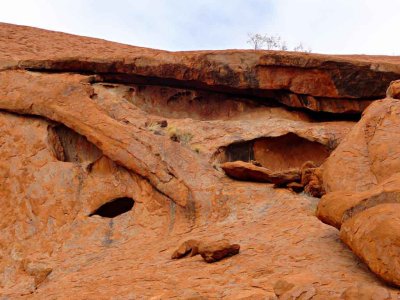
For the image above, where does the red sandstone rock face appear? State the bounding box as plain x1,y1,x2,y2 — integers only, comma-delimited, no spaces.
3,22,400,114
340,204,400,287
172,239,240,263
323,97,400,193
221,161,301,184
1,23,400,298
317,173,400,229
317,85,400,289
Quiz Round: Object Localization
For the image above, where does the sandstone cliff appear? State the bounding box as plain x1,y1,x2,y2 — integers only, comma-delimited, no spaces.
1,23,400,299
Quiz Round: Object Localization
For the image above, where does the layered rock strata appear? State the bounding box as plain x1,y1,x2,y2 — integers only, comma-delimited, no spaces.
4,23,400,114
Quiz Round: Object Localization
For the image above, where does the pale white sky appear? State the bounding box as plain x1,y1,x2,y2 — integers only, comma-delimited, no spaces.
1,0,399,55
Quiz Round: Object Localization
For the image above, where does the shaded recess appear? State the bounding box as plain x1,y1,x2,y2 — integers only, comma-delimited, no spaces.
93,82,362,123
89,197,135,218
48,124,103,163
216,133,330,171
95,83,293,121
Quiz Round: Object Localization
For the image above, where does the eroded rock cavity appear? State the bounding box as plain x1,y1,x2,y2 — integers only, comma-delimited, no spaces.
216,133,330,171
93,82,310,121
48,124,103,163
89,197,135,218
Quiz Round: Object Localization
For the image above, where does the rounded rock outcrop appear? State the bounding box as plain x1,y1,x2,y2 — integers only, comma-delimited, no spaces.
340,203,400,287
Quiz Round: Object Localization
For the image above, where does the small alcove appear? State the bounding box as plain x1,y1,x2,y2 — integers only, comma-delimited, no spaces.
216,133,330,171
89,197,135,218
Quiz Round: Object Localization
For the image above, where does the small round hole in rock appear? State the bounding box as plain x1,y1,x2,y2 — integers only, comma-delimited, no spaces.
89,197,134,218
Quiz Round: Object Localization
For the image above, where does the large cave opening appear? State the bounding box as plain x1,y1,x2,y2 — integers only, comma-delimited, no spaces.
89,197,135,218
219,133,330,171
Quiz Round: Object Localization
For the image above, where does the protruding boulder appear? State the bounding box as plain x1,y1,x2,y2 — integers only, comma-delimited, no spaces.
317,173,400,229
323,98,400,193
198,240,240,263
172,239,240,263
301,161,325,197
221,161,301,185
171,240,200,259
340,204,400,287
386,80,400,99
286,182,304,193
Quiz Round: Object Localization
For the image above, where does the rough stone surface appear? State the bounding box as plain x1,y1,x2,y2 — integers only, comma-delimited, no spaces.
171,240,201,259
301,163,325,198
386,80,400,99
317,173,400,229
274,280,296,297
198,240,240,263
340,204,400,287
323,97,400,193
221,161,301,184
341,283,394,300
3,22,400,114
172,239,240,263
1,23,400,298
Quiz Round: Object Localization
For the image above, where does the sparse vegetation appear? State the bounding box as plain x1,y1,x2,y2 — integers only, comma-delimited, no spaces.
247,33,287,50
247,33,311,52
145,120,168,135
145,121,162,133
179,132,194,145
293,42,312,53
167,126,193,145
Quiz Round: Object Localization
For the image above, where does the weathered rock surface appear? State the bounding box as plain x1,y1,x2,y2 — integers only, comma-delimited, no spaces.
172,239,240,263
301,162,325,197
0,70,220,208
1,23,400,298
341,283,394,300
317,81,400,288
198,240,240,263
322,97,400,193
340,204,400,287
317,174,400,229
386,79,400,99
286,182,305,193
3,22,400,114
171,240,201,259
221,161,301,184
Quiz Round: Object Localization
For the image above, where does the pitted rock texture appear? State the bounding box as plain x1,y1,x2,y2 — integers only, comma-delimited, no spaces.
1,23,400,298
